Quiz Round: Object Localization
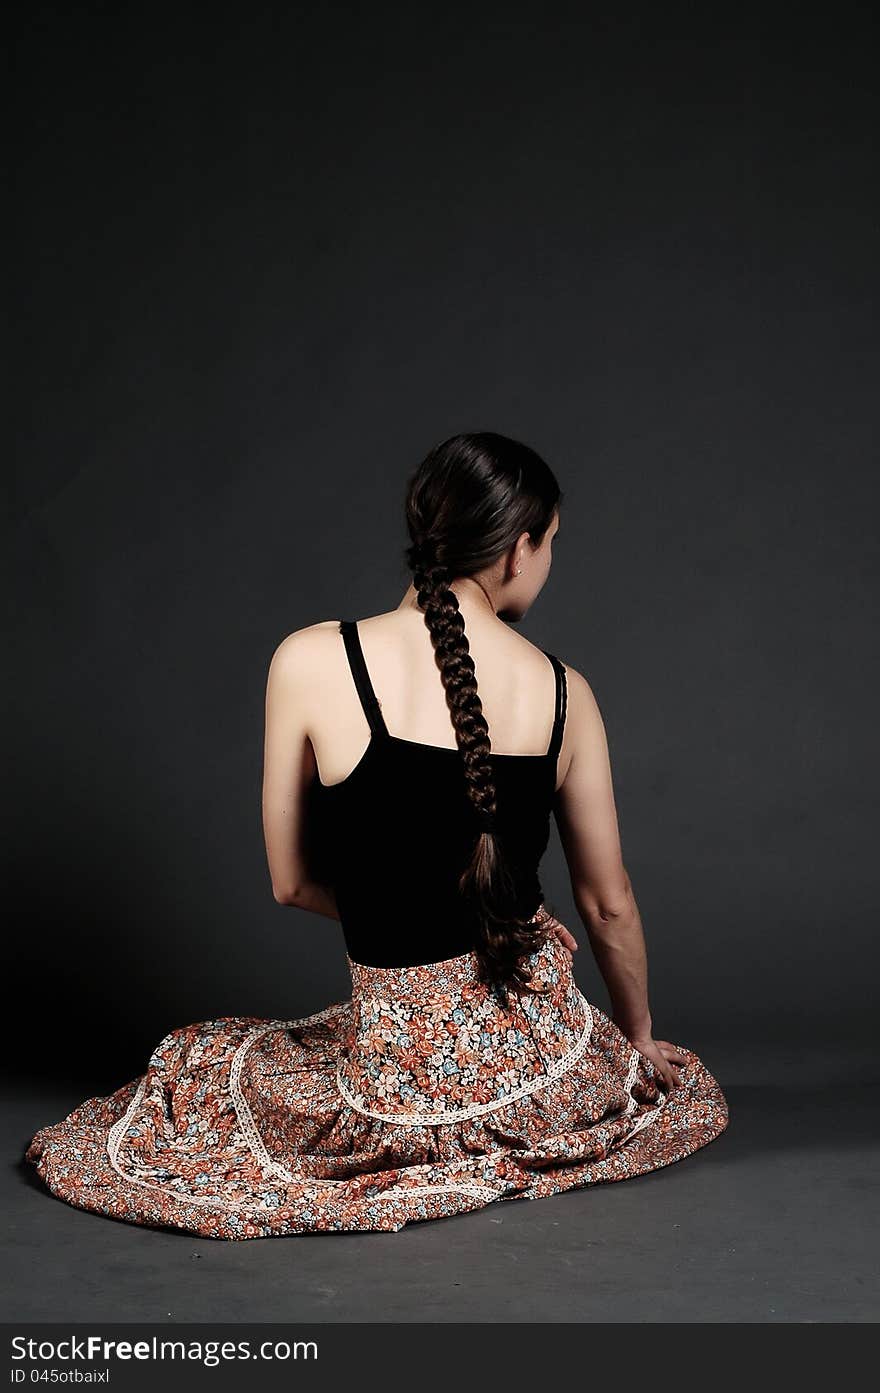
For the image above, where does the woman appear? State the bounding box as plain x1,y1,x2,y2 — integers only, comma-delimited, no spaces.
25,432,727,1239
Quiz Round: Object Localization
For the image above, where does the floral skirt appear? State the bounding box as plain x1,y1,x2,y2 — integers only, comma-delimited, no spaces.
24,906,728,1239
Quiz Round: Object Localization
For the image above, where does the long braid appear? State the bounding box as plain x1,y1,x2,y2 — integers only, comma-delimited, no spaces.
406,537,552,1003
411,546,497,829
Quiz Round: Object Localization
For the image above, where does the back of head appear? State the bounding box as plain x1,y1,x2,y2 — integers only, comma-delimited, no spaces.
403,431,563,1000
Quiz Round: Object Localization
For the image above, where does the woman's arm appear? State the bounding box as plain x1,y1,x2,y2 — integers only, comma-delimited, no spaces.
262,630,340,921
553,664,684,1091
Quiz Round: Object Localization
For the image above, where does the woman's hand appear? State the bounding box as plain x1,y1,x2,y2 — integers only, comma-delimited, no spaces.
628,1036,687,1093
550,922,579,960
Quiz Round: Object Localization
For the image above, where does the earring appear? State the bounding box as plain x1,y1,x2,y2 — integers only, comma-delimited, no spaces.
515,568,522,575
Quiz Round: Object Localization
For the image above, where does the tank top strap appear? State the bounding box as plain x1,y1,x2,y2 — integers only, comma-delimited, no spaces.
339,620,390,739
541,650,568,763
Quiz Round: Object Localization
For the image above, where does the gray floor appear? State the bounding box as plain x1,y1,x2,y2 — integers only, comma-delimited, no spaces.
4,1048,878,1324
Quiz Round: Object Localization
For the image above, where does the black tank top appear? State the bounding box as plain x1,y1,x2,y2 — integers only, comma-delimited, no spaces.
313,619,568,968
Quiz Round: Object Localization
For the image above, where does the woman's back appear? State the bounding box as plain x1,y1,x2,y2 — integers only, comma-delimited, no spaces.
312,610,568,967
24,432,728,1244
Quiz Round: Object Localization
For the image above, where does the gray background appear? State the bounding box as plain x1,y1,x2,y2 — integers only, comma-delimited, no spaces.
4,6,878,1324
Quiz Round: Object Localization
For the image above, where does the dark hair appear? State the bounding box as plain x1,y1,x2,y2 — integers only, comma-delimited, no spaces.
403,431,563,1001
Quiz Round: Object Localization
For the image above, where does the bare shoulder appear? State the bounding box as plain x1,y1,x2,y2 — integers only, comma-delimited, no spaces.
556,658,599,710
551,659,614,793
519,636,595,701
267,620,344,687
566,659,609,730
538,652,607,743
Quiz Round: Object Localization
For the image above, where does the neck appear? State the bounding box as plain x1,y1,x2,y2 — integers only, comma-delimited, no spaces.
398,575,500,618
